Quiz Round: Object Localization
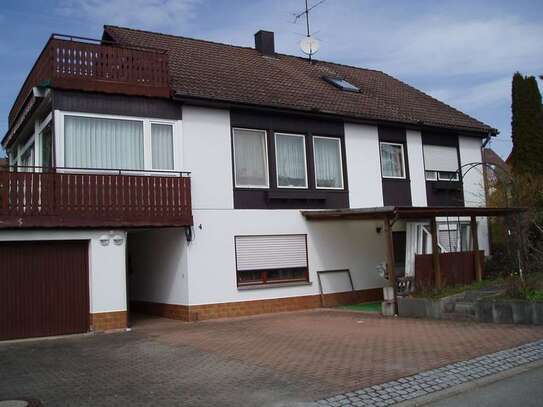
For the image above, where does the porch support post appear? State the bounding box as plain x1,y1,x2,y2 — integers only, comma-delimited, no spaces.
383,216,397,314
430,217,442,289
471,216,482,282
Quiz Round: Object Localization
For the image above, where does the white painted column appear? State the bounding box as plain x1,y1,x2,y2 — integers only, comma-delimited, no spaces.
344,123,383,208
406,130,427,207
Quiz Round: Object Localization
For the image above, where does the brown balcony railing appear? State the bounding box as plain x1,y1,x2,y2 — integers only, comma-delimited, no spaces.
9,34,171,127
0,167,192,229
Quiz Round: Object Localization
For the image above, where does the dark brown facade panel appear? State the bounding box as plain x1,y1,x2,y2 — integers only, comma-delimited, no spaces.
421,130,465,207
53,90,182,120
421,131,460,147
230,110,344,136
382,179,412,206
230,110,349,210
425,181,464,207
378,126,413,206
0,241,89,340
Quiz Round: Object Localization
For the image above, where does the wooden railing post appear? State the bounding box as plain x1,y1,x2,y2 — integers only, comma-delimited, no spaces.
383,216,397,314
471,216,482,282
430,217,442,289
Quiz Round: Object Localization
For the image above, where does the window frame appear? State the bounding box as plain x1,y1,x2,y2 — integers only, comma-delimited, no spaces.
379,141,407,180
313,135,345,190
234,233,310,288
150,121,175,171
274,132,309,189
438,171,460,182
323,76,360,92
56,110,180,172
232,127,270,189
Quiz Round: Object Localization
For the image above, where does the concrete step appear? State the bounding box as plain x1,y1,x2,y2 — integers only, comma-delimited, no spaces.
454,301,476,316
441,312,477,321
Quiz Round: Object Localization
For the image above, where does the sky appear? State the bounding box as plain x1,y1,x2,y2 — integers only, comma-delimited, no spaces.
1,0,542,158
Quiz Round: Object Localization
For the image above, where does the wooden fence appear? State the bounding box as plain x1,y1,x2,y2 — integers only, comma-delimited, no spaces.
414,251,485,290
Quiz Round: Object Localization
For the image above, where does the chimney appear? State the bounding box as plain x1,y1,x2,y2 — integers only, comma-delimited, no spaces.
254,30,275,56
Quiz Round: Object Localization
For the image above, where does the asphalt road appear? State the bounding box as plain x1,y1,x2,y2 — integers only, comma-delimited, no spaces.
428,365,543,407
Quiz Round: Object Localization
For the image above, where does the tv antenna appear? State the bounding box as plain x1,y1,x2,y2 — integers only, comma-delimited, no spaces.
293,0,325,61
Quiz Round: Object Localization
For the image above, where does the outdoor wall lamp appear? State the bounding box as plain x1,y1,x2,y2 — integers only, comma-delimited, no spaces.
99,234,110,246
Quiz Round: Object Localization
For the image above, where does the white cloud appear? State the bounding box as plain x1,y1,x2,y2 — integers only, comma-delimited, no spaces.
56,0,201,33
428,77,511,112
360,16,543,78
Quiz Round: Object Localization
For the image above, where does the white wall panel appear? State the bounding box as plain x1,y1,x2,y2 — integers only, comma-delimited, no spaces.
182,106,233,210
406,130,427,206
187,209,388,305
459,136,489,254
344,123,383,208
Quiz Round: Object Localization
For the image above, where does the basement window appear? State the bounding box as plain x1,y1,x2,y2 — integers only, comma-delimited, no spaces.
323,76,360,92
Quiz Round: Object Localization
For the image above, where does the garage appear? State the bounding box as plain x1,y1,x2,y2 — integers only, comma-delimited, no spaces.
0,240,89,340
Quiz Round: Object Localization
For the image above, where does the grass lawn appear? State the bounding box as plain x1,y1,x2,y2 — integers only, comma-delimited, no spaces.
338,302,382,313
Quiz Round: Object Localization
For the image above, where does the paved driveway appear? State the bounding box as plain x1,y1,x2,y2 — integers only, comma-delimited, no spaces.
2,310,543,406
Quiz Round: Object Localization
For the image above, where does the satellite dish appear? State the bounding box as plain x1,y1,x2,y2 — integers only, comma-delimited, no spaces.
300,36,320,56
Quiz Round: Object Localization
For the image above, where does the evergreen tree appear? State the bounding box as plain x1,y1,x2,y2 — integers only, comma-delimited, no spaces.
510,73,543,175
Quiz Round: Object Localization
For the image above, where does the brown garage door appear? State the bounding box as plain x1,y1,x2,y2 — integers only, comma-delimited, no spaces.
0,240,89,340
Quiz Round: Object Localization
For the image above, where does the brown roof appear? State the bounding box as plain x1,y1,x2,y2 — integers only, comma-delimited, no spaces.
104,26,496,135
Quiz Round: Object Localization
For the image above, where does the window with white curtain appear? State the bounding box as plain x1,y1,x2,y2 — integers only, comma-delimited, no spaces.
275,133,308,188
151,123,174,170
233,128,269,188
380,142,406,179
313,136,343,189
64,115,144,170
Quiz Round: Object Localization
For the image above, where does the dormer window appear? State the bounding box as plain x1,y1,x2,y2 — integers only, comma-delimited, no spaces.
323,76,360,92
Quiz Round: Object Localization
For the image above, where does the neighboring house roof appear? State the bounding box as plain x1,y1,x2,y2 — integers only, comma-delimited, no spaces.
483,148,509,172
103,25,495,135
0,158,7,169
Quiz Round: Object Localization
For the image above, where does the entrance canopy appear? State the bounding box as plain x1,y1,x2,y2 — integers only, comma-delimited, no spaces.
301,206,523,221
301,206,524,313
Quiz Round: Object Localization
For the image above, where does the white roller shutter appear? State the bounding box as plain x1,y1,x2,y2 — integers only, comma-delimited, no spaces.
423,145,459,172
235,235,308,271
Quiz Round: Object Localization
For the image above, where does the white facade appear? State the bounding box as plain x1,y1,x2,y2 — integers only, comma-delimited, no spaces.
2,104,490,312
187,209,387,305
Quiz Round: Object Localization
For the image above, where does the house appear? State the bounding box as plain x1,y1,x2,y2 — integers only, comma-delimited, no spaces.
0,26,511,340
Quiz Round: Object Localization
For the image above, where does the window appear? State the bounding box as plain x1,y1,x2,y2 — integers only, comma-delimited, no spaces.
275,133,308,188
64,115,144,170
323,76,360,92
41,127,53,169
20,146,34,171
151,123,174,170
380,142,406,179
233,128,269,188
62,113,178,172
423,145,459,181
313,136,344,189
235,234,309,286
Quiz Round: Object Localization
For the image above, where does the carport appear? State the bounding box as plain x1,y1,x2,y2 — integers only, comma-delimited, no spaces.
302,206,522,312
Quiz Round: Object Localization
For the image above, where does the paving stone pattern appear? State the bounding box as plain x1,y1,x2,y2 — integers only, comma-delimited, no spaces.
316,339,543,407
1,310,543,406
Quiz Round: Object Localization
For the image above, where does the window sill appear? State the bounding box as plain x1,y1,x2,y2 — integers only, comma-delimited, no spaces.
237,281,312,291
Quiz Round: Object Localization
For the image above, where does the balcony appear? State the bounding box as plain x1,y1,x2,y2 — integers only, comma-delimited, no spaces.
9,34,171,127
0,167,192,229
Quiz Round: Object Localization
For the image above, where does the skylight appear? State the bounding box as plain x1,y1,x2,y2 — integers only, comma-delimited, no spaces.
323,76,360,92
